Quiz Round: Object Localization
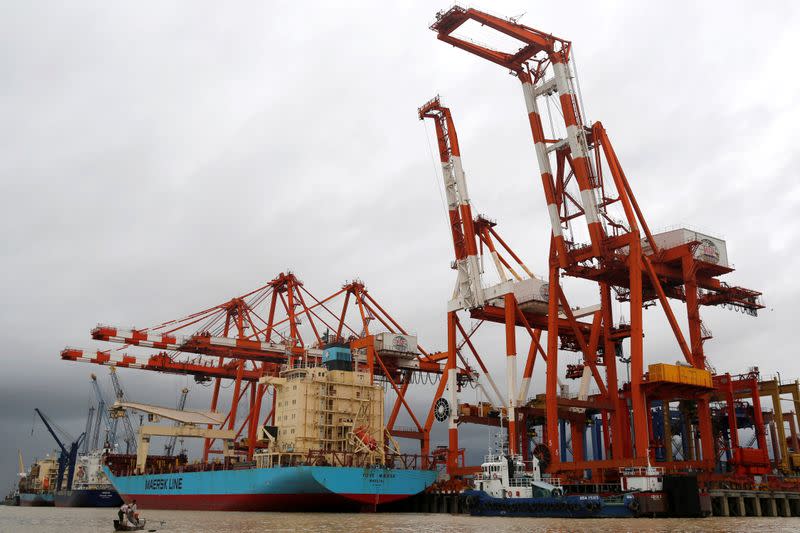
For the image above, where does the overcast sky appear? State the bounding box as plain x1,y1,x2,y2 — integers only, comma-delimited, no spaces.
1,1,799,489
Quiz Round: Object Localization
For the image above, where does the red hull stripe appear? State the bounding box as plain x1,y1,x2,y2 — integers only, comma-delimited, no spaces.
121,492,410,512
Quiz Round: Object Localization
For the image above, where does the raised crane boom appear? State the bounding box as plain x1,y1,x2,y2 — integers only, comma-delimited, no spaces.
33,408,84,492
34,408,68,455
418,96,484,311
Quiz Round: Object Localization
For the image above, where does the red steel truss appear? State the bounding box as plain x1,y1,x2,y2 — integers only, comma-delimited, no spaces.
61,272,464,462
426,6,766,479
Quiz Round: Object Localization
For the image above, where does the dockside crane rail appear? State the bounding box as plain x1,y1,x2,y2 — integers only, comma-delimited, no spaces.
109,367,138,454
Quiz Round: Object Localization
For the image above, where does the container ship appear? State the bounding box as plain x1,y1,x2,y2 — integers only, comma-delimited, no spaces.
103,346,438,511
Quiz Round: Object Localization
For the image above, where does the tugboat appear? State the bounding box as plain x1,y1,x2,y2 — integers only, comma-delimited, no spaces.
2,489,20,506
461,448,642,518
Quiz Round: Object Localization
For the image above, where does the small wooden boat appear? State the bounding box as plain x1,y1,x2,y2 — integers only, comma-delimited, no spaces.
113,518,147,531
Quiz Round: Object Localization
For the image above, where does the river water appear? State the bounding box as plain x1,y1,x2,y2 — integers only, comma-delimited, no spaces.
1,507,797,532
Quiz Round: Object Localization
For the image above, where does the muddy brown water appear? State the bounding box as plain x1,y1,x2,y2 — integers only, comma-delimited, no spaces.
1,506,798,532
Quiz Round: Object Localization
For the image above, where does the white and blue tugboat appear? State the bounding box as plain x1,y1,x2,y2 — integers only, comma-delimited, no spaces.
461,450,649,518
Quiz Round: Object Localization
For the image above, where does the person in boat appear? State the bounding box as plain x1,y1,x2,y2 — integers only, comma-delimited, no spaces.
127,500,139,526
118,502,129,526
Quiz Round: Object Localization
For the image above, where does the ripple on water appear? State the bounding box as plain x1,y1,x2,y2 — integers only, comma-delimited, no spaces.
1,507,798,533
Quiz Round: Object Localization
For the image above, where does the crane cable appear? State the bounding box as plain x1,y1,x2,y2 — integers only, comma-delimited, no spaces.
422,121,450,226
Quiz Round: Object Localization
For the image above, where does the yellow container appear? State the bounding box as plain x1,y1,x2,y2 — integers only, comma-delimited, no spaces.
649,364,664,381
678,366,707,387
648,363,678,383
790,453,800,469
648,363,711,387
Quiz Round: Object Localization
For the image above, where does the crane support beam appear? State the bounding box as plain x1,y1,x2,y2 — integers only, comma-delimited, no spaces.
136,424,235,473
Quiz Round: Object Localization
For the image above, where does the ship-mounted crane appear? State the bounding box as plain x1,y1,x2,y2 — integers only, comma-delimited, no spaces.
32,408,85,492
428,6,765,478
18,450,26,479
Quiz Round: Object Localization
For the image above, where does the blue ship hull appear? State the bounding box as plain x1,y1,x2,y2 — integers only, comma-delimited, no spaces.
104,466,437,511
462,490,637,518
55,488,123,507
19,492,54,507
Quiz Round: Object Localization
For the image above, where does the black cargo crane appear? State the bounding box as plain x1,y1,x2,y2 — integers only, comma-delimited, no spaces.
33,408,85,492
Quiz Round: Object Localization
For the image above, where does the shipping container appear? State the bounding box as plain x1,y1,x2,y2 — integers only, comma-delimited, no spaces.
648,363,711,388
648,363,678,383
322,346,351,363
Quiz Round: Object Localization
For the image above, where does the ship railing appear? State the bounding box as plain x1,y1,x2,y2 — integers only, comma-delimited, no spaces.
253,449,437,471
619,466,665,477
541,475,562,486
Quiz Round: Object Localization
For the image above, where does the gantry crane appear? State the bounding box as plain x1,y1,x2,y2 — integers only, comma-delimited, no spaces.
61,272,462,463
419,95,571,473
427,6,765,479
80,405,95,455
420,94,607,475
164,387,190,456
89,373,112,450
109,367,137,454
